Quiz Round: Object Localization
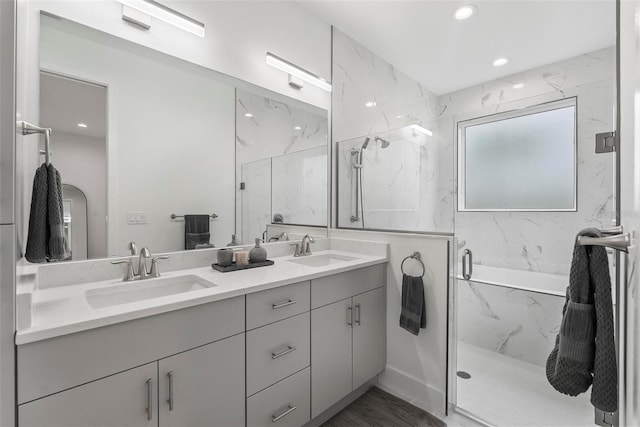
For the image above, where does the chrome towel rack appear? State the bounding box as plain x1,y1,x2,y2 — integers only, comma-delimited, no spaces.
401,251,425,277
577,226,631,253
170,213,218,220
21,121,53,165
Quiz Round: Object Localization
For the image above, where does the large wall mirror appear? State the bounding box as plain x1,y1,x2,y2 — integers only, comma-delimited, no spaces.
25,13,328,261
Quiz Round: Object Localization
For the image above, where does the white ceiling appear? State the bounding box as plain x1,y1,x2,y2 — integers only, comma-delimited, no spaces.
298,0,616,95
40,72,107,139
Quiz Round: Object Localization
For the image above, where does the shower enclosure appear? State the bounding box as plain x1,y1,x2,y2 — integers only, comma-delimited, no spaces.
449,48,618,427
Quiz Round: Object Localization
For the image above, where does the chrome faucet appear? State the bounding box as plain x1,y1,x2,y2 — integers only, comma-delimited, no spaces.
127,241,138,256
138,247,151,279
300,234,315,256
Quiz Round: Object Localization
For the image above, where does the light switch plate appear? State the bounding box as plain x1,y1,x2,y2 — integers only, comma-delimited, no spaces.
127,211,149,225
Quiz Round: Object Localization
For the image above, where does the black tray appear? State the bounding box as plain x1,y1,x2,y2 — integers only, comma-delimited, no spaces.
211,259,274,272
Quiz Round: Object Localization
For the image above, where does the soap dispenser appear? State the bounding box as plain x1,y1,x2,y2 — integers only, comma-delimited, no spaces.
249,238,267,263
227,234,240,247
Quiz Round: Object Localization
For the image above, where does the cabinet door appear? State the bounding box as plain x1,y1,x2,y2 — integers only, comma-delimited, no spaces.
353,287,386,389
158,334,245,427
19,363,157,427
311,298,353,418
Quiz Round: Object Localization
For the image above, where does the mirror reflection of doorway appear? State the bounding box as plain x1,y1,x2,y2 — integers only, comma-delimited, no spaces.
39,71,108,260
62,184,88,261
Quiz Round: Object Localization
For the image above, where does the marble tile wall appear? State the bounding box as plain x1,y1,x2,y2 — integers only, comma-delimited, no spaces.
457,280,565,367
450,47,615,275
272,146,327,226
332,29,453,233
235,89,329,243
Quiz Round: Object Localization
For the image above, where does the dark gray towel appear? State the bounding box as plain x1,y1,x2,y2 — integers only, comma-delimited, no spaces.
25,163,69,263
47,164,68,260
184,215,210,250
546,228,617,412
399,274,426,335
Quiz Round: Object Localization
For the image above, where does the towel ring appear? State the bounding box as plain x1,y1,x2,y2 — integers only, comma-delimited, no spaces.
401,251,425,277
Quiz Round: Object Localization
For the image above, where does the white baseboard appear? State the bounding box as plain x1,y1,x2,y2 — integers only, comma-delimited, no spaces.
377,365,446,419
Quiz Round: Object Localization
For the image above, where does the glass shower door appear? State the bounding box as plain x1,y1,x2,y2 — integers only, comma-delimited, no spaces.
451,54,618,426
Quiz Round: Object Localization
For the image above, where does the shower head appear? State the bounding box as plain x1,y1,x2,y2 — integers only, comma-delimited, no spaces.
361,137,370,150
375,136,390,148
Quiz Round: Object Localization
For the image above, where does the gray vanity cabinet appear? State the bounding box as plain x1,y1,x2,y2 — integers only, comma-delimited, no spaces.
18,362,158,427
158,334,245,427
310,265,386,418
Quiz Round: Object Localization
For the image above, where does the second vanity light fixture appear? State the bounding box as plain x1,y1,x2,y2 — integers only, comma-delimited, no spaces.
117,0,205,37
266,52,332,92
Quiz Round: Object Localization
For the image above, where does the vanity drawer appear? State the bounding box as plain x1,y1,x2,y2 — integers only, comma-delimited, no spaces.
246,312,310,396
246,281,310,330
247,367,310,427
311,264,385,309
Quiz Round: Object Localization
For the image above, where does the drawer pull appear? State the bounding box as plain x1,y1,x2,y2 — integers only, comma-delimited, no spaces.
347,306,353,326
271,345,296,359
146,378,153,421
167,371,174,411
271,404,297,422
354,303,361,326
272,299,297,310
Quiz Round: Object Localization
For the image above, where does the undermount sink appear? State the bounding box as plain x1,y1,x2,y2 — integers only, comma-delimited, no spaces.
286,253,358,267
85,275,216,309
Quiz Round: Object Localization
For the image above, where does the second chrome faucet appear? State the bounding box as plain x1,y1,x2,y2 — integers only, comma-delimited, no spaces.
112,246,169,282
290,234,315,257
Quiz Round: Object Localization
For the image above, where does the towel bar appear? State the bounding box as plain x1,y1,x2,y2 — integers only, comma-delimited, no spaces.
577,233,631,253
170,213,218,220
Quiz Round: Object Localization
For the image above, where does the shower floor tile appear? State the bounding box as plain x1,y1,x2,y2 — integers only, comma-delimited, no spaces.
456,341,593,427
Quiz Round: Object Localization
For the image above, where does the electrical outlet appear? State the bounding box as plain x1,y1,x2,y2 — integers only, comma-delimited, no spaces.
127,211,149,225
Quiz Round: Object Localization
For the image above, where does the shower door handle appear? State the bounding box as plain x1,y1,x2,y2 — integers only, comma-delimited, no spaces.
462,249,473,280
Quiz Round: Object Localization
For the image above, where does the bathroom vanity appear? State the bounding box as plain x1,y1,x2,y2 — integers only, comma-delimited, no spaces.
15,239,388,427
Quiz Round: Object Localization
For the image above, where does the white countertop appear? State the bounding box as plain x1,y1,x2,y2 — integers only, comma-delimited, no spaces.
17,248,388,345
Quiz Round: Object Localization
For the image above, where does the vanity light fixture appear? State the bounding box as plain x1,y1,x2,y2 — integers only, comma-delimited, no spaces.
266,52,332,92
410,124,433,136
365,101,377,108
454,5,477,20
117,0,205,37
492,57,510,67
513,83,525,89
77,123,88,128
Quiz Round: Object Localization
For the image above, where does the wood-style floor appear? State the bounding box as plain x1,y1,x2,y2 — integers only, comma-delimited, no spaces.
322,387,447,427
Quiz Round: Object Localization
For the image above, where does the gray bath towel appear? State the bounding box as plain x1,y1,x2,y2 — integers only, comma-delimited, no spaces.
546,228,617,412
399,274,426,335
184,214,210,250
25,164,69,262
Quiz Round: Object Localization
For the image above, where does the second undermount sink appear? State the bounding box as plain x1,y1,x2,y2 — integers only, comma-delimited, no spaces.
286,253,358,267
85,275,216,309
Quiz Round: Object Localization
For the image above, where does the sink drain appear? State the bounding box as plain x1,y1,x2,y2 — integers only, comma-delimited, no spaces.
457,371,471,379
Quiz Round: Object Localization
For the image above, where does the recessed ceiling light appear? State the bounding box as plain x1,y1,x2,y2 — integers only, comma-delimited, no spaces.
513,83,525,89
244,113,253,118
294,126,302,130
454,5,477,20
365,101,377,108
77,123,88,128
492,57,510,67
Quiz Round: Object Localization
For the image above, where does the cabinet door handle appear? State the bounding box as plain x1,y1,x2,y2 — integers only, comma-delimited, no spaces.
272,299,297,310
271,345,296,360
271,404,297,423
354,303,361,326
167,371,174,411
347,306,353,326
146,378,153,421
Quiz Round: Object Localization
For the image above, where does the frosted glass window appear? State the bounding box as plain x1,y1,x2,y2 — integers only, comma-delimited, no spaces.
458,98,576,211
